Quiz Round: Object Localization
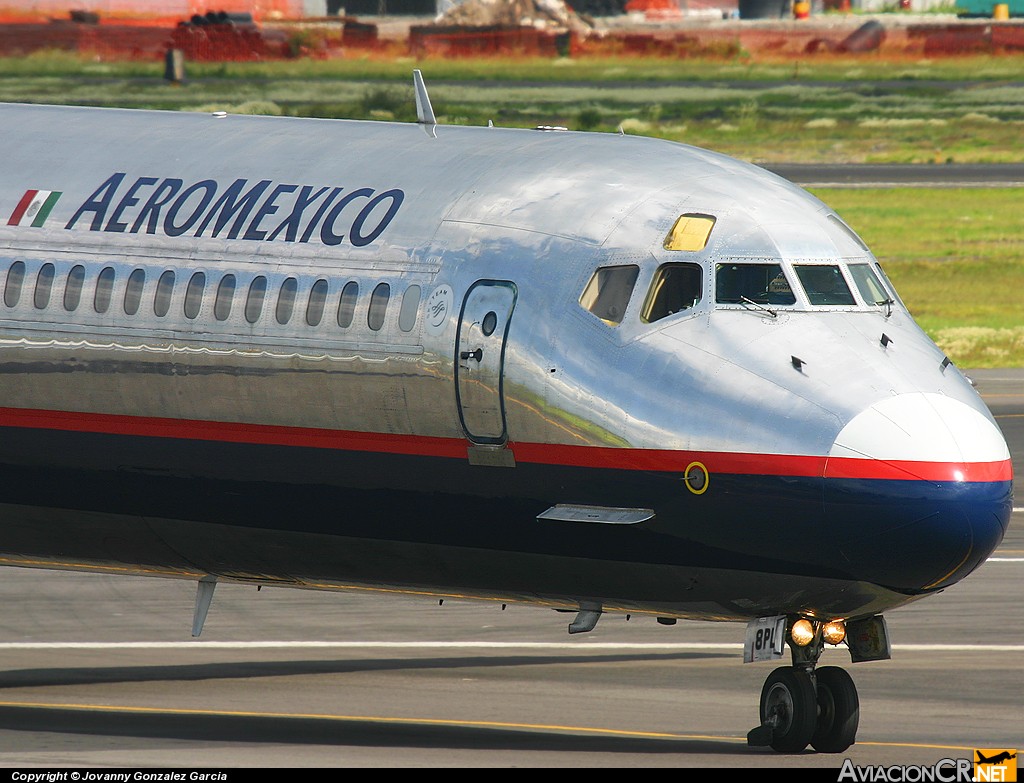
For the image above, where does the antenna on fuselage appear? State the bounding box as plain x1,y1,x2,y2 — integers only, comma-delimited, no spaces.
413,69,437,135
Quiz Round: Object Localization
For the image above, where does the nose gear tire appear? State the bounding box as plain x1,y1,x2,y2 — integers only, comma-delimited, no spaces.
811,666,860,753
759,666,818,753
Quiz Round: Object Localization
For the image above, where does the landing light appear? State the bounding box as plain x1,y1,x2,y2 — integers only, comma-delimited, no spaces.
823,620,846,645
790,618,815,646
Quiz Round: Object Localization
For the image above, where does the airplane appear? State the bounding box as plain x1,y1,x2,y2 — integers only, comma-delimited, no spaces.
976,751,1017,765
0,71,1012,755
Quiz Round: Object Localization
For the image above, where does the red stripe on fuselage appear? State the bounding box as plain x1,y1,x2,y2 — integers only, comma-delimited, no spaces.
0,406,467,459
0,406,1011,483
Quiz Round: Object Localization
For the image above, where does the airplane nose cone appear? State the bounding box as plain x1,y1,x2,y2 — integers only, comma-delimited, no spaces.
824,393,1013,592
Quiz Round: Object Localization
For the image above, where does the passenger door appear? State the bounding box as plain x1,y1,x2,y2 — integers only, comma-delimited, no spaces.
455,280,517,444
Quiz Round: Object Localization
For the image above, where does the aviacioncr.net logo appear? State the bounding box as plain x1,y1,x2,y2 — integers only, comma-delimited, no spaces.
974,749,1017,782
838,758,973,782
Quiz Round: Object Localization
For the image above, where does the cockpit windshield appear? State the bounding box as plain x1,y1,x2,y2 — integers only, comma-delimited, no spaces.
581,257,900,330
848,263,890,305
793,264,855,306
715,263,796,306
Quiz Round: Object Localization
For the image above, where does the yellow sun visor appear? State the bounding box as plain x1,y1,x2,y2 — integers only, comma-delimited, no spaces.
663,214,716,252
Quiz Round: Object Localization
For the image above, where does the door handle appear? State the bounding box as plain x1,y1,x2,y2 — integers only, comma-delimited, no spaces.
460,348,483,362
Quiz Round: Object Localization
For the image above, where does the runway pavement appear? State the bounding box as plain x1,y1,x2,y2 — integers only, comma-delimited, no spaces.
0,370,1018,769
765,163,1024,188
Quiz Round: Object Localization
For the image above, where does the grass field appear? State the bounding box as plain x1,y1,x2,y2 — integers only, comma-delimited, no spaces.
2,50,1022,365
811,188,1024,368
3,51,1024,164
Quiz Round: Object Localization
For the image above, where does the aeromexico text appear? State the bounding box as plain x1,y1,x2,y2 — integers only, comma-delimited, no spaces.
65,173,404,246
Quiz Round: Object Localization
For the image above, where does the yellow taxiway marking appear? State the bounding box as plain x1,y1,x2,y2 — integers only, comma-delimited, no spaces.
0,700,985,752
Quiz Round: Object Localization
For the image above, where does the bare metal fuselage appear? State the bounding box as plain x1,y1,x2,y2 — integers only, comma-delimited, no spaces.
0,103,1012,625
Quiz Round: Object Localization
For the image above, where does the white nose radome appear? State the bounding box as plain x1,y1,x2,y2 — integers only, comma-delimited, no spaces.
824,392,1012,591
829,392,1010,469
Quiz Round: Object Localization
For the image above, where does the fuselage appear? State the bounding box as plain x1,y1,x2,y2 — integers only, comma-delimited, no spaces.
0,103,1012,623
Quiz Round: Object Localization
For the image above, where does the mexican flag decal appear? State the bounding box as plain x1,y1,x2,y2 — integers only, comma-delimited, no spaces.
8,189,62,227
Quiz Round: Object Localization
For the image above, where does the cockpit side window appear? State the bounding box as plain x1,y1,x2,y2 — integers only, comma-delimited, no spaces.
579,265,639,326
794,264,855,306
848,263,889,306
873,263,906,309
642,263,702,323
715,263,795,305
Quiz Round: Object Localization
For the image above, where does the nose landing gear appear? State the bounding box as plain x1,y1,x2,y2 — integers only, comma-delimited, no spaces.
747,617,866,753
750,664,859,753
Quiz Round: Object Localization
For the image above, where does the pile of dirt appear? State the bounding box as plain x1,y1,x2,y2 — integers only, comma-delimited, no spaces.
434,0,594,34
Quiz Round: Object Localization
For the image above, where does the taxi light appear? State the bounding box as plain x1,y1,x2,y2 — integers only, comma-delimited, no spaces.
790,618,815,647
823,620,846,645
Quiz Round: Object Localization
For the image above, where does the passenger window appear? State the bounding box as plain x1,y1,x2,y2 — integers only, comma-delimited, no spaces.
245,276,267,324
337,281,358,328
368,282,390,331
184,272,206,319
124,268,146,316
215,274,235,321
715,263,795,306
276,277,297,325
848,263,889,306
642,264,702,323
4,261,25,307
64,265,85,311
794,265,855,306
154,270,175,317
34,263,55,309
398,285,421,332
579,265,639,325
94,267,115,314
306,278,328,327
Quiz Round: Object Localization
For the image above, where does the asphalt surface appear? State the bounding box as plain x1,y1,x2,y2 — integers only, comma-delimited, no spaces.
766,163,1024,188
